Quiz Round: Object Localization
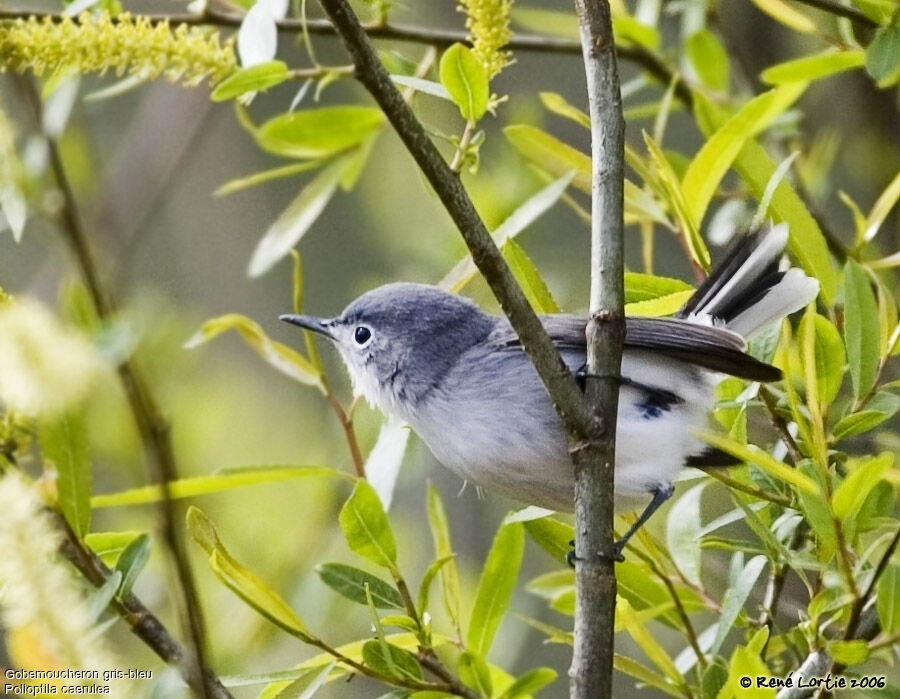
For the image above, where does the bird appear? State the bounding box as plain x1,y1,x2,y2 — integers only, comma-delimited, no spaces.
281,224,819,555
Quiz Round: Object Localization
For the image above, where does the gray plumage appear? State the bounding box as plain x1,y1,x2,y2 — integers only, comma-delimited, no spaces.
282,224,819,521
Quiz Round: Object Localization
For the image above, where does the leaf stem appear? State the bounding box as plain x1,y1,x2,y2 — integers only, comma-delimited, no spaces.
449,120,476,173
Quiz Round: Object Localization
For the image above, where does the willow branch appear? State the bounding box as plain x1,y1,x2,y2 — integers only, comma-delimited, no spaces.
315,0,592,439
0,7,689,98
569,1,625,696
53,513,233,698
19,77,217,699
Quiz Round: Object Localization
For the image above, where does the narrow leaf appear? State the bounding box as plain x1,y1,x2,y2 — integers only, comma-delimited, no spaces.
92,466,345,508
115,533,150,596
666,482,706,586
539,92,590,128
41,411,91,537
427,485,461,627
617,598,682,684
365,417,410,511
844,260,880,402
877,564,900,634
248,159,349,277
316,563,404,609
185,313,323,387
497,667,558,698
339,480,397,569
832,453,894,521
710,555,767,654
187,507,309,637
467,522,525,657
502,239,562,313
255,106,383,159
682,84,806,227
361,641,423,681
211,60,289,101
864,170,900,243
504,125,591,192
761,50,865,85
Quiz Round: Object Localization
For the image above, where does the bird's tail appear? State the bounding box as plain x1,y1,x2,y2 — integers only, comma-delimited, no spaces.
678,224,820,338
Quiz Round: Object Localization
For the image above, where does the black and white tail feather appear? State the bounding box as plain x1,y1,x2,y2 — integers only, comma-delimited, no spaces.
607,223,818,555
679,223,819,339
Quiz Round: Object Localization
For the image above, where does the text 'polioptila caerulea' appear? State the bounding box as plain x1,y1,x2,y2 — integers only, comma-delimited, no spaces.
281,225,819,555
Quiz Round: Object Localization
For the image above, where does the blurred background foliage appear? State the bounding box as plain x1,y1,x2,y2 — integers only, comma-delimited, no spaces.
0,0,899,697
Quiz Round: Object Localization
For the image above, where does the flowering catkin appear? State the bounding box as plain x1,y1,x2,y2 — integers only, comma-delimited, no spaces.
0,12,237,87
457,0,514,79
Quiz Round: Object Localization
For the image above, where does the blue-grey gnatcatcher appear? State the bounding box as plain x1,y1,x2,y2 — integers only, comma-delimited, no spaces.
281,225,818,554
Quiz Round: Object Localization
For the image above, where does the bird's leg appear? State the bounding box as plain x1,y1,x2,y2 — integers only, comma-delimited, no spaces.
613,482,675,559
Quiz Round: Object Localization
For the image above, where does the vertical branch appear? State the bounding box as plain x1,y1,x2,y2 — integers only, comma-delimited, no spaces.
571,0,626,696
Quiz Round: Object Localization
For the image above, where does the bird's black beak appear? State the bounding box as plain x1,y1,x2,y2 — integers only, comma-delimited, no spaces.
279,314,336,340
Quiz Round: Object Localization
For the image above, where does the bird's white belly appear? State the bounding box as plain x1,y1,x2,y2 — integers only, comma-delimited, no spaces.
404,349,715,513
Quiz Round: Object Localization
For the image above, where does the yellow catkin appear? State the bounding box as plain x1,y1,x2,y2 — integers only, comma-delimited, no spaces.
0,12,237,87
457,0,514,79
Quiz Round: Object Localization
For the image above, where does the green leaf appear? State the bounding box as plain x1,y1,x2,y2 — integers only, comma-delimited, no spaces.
624,273,693,303
613,654,684,698
316,563,404,609
864,170,900,243
248,157,351,277
92,466,345,508
698,430,819,494
877,564,900,634
832,452,894,521
613,16,660,50
693,93,837,304
115,532,150,596
362,640,423,682
255,106,384,159
185,313,323,387
439,172,573,293
439,44,489,122
761,50,865,85
467,522,525,657
497,667,557,698
539,92,589,128
798,311,845,407
625,290,694,317
685,30,729,91
41,411,91,537
827,639,870,666
833,399,900,441
666,483,705,587
214,161,324,197
339,480,397,570
710,555,767,655
796,461,837,558
643,134,709,270
866,24,900,86
682,84,807,228
84,531,144,566
504,125,591,192
523,516,573,564
187,506,309,637
211,60,289,101
416,555,455,618
426,485,461,627
617,598,682,684
458,650,492,697
844,260,880,402
502,239,562,313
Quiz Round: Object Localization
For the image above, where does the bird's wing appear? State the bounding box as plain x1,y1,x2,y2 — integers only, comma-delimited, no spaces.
489,314,781,382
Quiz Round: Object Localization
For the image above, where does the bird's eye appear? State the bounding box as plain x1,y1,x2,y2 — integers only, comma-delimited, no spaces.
354,326,372,345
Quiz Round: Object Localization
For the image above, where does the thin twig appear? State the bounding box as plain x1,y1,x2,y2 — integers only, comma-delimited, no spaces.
760,387,805,465
699,466,793,507
787,0,879,28
845,524,900,641
19,77,217,699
